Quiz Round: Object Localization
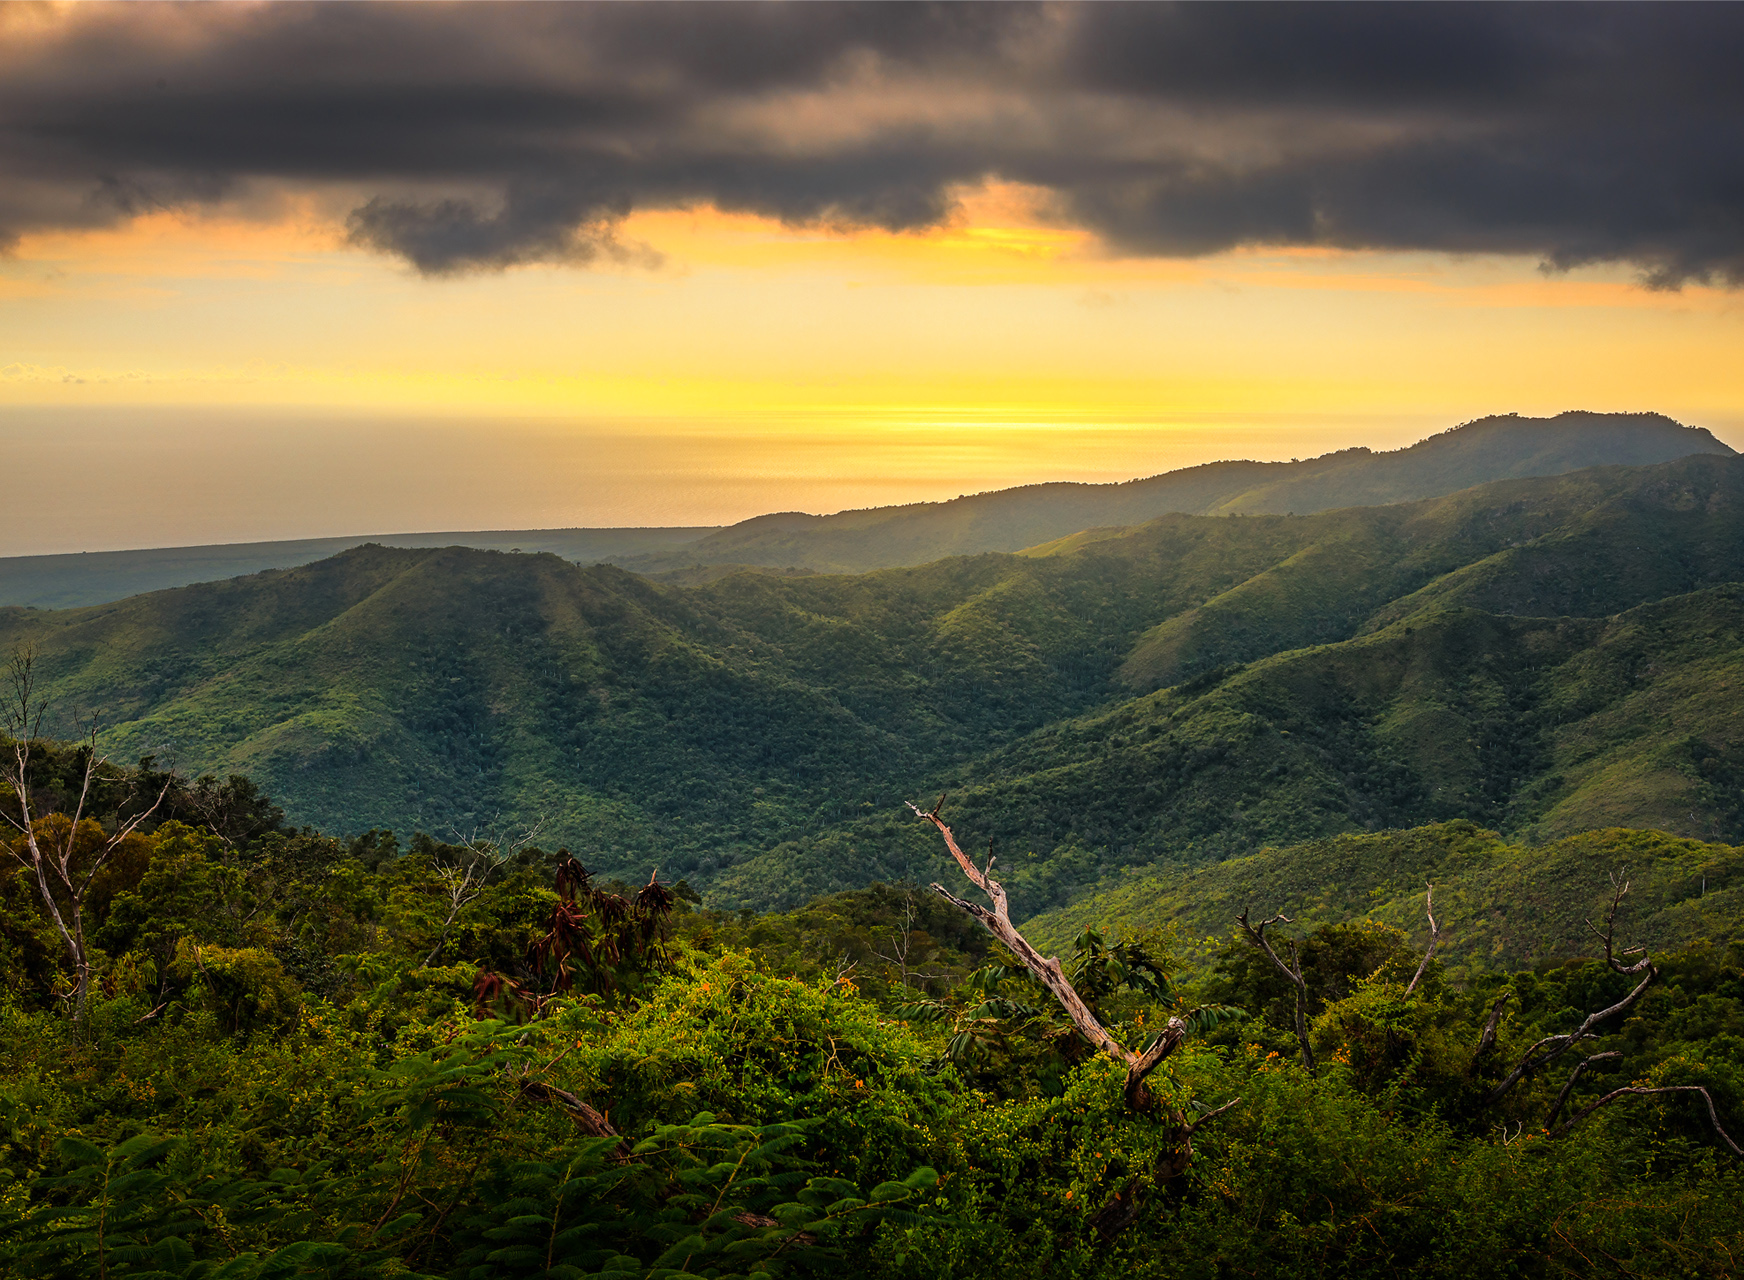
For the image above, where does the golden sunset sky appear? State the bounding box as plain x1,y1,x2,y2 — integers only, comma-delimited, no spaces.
3,4,1742,553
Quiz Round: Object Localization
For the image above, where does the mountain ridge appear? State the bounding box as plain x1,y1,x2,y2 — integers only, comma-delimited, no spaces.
620,411,1733,574
2,410,1728,608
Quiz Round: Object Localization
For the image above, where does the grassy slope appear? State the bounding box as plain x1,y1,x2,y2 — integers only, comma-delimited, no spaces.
1020,821,1744,977
704,454,1744,909
2,454,1740,906
1117,454,1744,690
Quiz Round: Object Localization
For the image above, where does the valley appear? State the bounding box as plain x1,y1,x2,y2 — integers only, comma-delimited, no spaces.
3,425,1740,922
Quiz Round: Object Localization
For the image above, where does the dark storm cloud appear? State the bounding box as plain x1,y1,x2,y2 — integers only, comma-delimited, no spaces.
3,2,1742,284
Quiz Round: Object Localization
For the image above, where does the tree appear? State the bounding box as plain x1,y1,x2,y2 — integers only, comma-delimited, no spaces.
0,647,167,1034
1240,870,1743,1155
1484,873,1740,1152
1235,906,1318,1073
910,797,1236,1240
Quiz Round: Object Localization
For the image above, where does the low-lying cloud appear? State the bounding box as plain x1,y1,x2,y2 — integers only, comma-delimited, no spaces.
3,2,1740,285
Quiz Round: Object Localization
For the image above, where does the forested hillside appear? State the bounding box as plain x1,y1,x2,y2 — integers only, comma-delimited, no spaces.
4,441,1744,1279
1023,821,1744,965
0,527,718,611
2,452,1742,913
1,752,1741,1279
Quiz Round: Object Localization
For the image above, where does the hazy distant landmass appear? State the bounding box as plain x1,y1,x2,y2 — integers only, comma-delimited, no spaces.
1,410,1728,609
632,410,1733,574
0,527,717,611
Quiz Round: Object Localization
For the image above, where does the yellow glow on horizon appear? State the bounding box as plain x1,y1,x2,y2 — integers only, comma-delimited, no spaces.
3,182,1743,456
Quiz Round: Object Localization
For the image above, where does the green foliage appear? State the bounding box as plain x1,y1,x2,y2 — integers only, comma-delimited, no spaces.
1027,819,1744,972
0,1130,368,1280
684,882,997,1006
0,851,1742,1278
453,1115,938,1280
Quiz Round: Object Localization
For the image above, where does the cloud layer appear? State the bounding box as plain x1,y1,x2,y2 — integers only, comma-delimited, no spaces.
4,2,1742,284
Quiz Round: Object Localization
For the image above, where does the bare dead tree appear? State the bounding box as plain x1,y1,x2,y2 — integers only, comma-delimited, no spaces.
910,796,1239,1240
868,894,923,991
1481,872,1741,1153
1484,873,1656,1108
1235,907,1315,1074
912,799,1207,1109
867,892,952,993
1217,868,1737,1157
910,793,1240,1155
422,816,549,967
445,814,548,860
1404,883,1442,997
1234,884,1435,1072
423,858,493,968
0,647,169,1035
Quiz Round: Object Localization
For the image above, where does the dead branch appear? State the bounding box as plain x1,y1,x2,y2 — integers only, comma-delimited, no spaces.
868,894,925,990
1586,871,1653,976
446,813,548,859
1486,877,1657,1105
1471,992,1511,1068
518,1078,632,1158
1404,883,1442,997
1,647,170,1035
911,797,1246,1243
1545,1052,1622,1128
1236,907,1315,1074
1549,1085,1743,1155
909,798,1231,1118
423,857,492,967
1185,1097,1243,1136
913,801,1133,1059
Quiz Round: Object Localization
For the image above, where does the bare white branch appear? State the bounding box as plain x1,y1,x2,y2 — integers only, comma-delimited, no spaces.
1404,882,1443,996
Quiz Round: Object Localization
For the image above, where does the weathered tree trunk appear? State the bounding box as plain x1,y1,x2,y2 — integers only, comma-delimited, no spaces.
1404,884,1442,996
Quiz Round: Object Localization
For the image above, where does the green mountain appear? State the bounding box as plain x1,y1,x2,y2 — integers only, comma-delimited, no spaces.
710,576,1744,914
620,410,1733,574
3,409,1726,608
2,451,1741,914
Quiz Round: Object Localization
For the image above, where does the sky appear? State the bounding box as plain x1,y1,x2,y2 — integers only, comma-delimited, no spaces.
3,2,1744,555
